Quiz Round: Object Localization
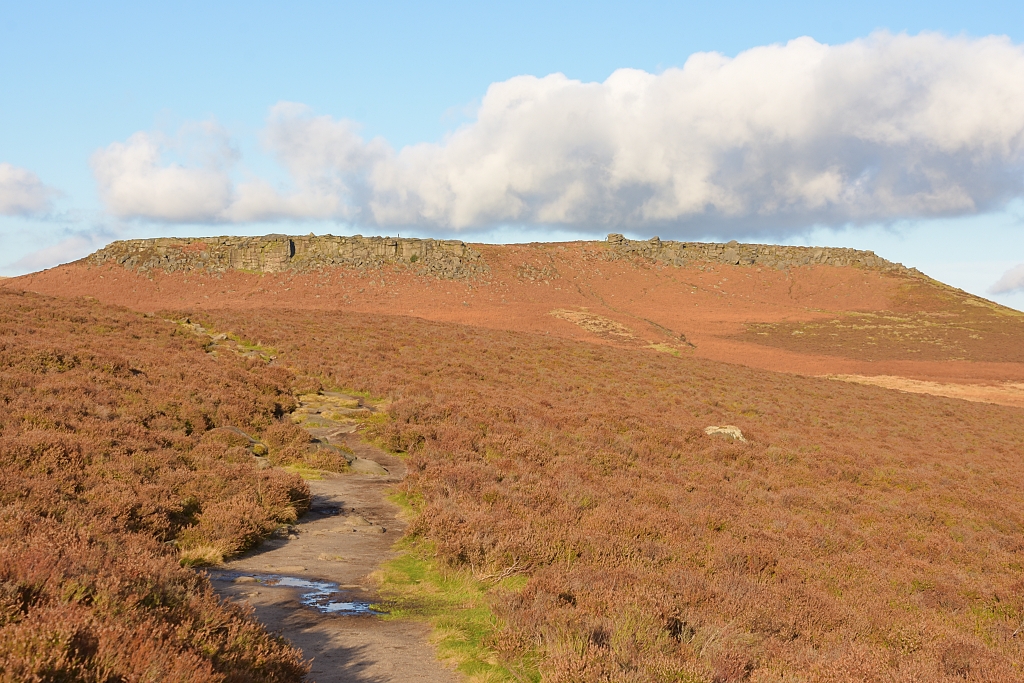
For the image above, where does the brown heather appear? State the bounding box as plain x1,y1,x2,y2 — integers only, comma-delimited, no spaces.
0,290,313,681
197,307,1024,682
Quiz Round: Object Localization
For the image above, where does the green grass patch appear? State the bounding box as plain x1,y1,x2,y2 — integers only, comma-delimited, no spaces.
279,463,326,480
374,496,538,682
648,342,682,357
324,384,375,399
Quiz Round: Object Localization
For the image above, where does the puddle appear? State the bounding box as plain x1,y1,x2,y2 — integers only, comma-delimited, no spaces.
216,572,382,616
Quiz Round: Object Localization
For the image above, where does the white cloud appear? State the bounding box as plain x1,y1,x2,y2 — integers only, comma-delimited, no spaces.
991,263,1024,294
92,31,1024,234
91,123,236,222
223,103,391,222
6,229,115,273
0,163,56,216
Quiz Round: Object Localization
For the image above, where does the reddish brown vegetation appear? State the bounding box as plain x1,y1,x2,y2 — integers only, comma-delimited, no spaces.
0,290,312,681
200,307,1024,682
738,279,1024,364
7,241,1024,681
11,242,1024,389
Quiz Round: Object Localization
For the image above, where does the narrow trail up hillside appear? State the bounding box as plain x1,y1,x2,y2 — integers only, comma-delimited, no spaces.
209,394,457,683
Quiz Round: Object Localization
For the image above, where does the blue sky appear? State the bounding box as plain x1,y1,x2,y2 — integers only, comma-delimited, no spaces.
2,1,1024,310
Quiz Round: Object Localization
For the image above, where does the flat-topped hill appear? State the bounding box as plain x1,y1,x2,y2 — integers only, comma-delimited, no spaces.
11,234,1023,396
84,233,909,277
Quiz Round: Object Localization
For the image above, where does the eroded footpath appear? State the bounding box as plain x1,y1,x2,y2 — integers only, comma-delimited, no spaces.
209,394,458,683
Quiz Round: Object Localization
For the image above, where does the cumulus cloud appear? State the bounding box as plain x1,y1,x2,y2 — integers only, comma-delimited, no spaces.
0,163,56,216
92,31,1024,234
91,122,236,222
991,263,1024,294
223,102,392,222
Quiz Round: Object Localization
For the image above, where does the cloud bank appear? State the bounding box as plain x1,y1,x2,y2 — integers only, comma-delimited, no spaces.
991,264,1024,295
0,163,55,216
93,32,1024,234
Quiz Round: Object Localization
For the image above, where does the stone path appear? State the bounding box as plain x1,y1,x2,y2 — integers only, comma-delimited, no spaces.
209,396,458,683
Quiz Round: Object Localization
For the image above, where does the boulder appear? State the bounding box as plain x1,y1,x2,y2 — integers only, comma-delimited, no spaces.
350,457,389,475
704,425,747,443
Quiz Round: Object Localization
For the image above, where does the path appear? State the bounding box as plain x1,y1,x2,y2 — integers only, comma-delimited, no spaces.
209,398,458,683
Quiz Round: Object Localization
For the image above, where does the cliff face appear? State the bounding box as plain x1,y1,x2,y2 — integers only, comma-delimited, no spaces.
85,234,488,279
605,234,908,272
83,232,908,279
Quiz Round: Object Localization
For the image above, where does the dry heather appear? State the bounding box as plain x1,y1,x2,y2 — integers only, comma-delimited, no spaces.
738,279,1024,363
13,238,1024,387
0,290,318,681
199,307,1024,682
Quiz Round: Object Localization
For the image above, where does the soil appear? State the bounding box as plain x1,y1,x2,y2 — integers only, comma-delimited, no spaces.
210,428,458,683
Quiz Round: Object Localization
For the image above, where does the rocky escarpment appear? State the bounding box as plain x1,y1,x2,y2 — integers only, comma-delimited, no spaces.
82,232,911,280
606,233,911,272
85,234,488,279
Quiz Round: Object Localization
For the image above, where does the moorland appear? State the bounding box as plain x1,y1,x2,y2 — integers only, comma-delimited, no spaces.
3,234,1024,682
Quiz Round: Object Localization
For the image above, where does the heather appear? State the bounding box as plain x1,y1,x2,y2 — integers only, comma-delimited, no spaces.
0,290,310,681
203,307,1024,682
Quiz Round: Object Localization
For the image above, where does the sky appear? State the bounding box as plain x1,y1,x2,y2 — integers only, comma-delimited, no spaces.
2,1,1024,310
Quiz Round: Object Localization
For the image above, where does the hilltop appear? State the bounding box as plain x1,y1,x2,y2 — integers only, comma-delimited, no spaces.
10,233,1024,403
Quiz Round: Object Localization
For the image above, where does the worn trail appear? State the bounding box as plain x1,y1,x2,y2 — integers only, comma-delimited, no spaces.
210,397,457,683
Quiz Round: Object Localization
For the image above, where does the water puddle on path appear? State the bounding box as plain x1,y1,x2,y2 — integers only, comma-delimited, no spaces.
217,572,383,616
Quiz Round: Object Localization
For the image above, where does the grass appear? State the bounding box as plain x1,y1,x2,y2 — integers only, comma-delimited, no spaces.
178,543,226,567
737,278,1024,363
280,463,327,480
648,342,682,357
373,532,540,683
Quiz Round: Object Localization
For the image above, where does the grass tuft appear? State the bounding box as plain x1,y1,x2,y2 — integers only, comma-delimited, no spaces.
177,544,226,567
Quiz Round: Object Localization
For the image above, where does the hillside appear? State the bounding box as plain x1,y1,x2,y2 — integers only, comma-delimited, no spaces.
4,235,1024,681
0,289,324,681
10,234,1024,402
149,305,1024,681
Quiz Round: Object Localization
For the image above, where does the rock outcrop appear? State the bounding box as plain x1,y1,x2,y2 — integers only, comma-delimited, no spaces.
81,231,910,280
606,234,909,272
85,234,488,279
